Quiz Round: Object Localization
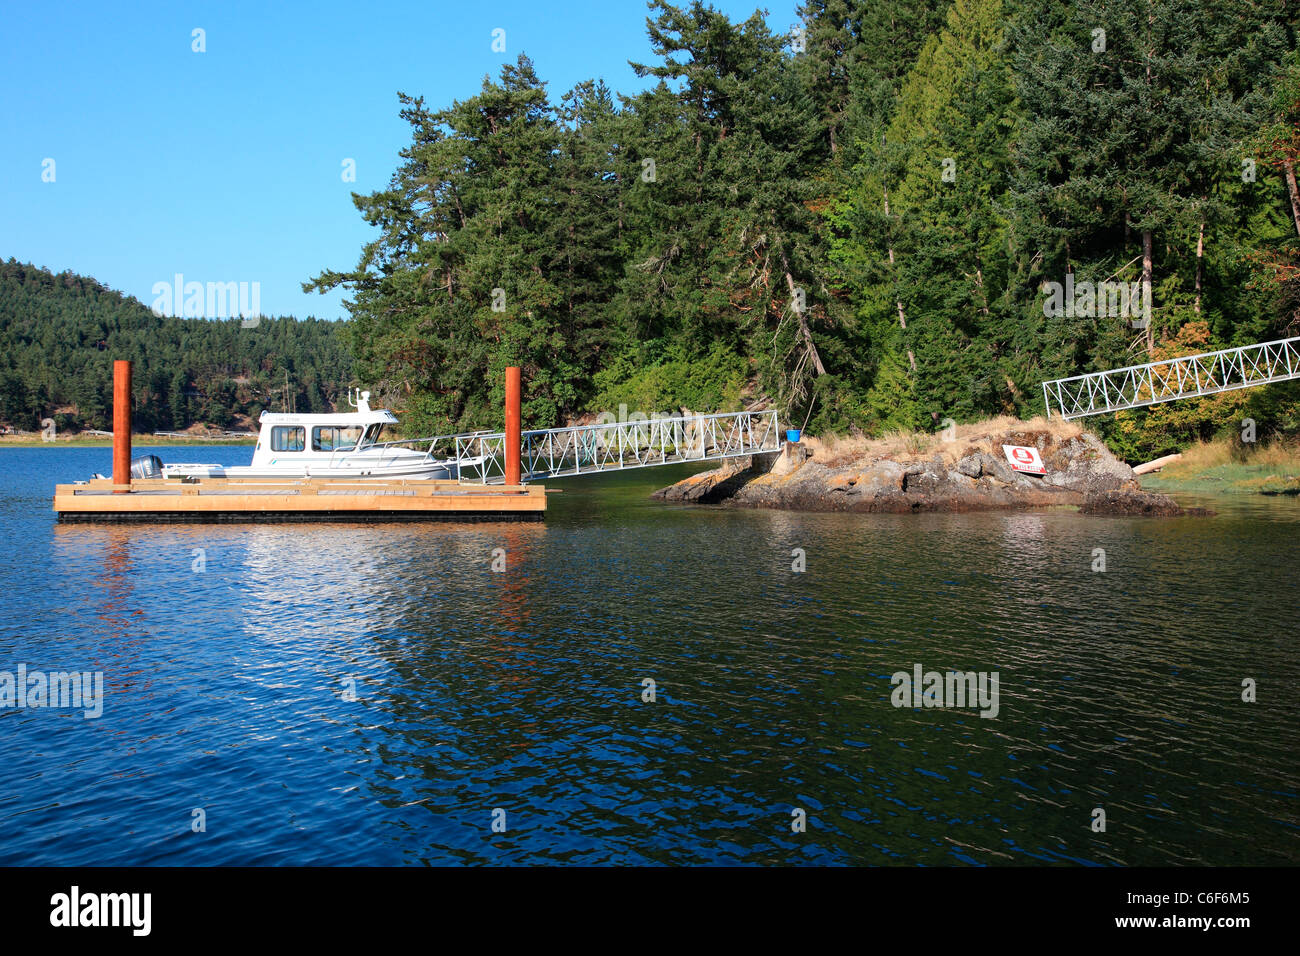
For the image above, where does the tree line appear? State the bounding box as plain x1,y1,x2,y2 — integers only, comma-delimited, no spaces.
309,0,1300,458
0,260,352,433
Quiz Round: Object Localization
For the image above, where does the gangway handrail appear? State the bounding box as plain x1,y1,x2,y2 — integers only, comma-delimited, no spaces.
302,410,780,482
512,409,768,438
452,408,782,484
1042,335,1300,420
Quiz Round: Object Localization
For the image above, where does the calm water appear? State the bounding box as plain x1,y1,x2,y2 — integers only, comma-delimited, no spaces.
1,445,1296,866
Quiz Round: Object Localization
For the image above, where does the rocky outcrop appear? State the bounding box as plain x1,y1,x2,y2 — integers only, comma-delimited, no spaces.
653,427,1210,517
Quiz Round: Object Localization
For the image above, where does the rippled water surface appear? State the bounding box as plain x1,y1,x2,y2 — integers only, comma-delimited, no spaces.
1,446,1297,865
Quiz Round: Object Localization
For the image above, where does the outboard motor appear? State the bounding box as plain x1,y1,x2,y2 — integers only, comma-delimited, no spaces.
129,455,165,480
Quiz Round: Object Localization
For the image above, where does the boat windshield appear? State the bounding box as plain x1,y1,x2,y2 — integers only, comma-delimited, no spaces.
360,423,385,447
312,426,363,452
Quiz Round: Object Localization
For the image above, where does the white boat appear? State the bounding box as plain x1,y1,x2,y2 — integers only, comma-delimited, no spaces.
154,390,476,481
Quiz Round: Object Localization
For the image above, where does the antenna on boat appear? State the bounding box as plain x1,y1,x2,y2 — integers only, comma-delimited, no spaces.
346,387,371,413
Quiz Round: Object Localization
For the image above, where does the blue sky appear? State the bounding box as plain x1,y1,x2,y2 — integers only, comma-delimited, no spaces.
1,0,799,320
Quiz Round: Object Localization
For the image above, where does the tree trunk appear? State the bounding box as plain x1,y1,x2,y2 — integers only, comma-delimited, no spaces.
974,265,990,315
1142,229,1154,352
1284,160,1300,239
783,264,826,376
884,185,917,372
1194,220,1204,315
1142,1,1154,355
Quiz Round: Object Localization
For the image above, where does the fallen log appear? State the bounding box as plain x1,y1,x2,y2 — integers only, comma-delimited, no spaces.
1133,453,1182,475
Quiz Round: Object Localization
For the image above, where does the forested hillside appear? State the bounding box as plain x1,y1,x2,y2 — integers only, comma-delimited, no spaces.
0,260,352,433
309,0,1300,458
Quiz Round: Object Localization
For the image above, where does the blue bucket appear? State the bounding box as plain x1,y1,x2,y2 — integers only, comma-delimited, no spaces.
786,429,801,443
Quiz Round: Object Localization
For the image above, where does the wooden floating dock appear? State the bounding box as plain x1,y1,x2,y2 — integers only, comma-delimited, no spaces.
54,359,546,523
53,477,548,523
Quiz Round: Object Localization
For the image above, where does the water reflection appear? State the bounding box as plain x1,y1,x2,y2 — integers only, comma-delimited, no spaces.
8,453,1298,865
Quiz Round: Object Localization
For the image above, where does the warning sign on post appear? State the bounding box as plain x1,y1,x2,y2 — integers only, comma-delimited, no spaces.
1002,444,1046,475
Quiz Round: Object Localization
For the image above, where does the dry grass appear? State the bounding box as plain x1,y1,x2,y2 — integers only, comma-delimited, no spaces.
1163,436,1300,476
1138,434,1300,495
1166,440,1230,471
804,415,1084,468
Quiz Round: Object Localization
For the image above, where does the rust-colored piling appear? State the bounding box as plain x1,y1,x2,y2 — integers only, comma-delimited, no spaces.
112,360,132,492
505,366,521,486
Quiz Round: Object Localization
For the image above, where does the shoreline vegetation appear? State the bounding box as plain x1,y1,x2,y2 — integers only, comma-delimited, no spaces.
1138,437,1300,496
0,261,350,436
8,419,1297,504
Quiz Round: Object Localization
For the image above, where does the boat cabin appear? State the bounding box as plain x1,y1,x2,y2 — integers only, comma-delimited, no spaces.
250,392,398,467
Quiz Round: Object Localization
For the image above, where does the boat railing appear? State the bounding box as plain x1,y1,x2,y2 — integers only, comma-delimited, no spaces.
326,431,493,469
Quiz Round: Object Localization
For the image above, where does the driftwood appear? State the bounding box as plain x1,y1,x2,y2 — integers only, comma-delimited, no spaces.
1133,453,1182,475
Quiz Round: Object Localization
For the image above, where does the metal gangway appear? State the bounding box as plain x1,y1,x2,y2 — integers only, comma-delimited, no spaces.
453,409,782,484
1042,335,1300,420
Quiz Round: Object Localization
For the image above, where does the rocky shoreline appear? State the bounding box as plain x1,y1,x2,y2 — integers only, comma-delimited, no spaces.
653,424,1210,517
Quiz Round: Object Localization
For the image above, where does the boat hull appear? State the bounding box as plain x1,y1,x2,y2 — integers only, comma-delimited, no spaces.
162,460,459,481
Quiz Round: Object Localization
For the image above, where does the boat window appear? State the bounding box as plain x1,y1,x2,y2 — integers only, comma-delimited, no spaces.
362,423,385,446
270,426,305,452
313,426,363,452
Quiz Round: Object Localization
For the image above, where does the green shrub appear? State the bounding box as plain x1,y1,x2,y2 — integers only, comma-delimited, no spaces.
587,341,748,416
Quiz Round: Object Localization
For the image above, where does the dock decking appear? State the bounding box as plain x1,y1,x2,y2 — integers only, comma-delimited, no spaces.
53,477,547,523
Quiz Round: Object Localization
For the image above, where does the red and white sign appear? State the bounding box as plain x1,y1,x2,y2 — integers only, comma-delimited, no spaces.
1002,444,1046,475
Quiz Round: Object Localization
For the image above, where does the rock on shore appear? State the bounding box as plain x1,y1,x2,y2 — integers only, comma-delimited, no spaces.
652,424,1208,517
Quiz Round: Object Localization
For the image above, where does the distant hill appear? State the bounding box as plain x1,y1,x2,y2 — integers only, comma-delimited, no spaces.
0,259,353,433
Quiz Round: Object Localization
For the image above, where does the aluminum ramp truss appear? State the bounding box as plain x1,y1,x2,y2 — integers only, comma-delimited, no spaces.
454,409,782,484
1042,336,1300,420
